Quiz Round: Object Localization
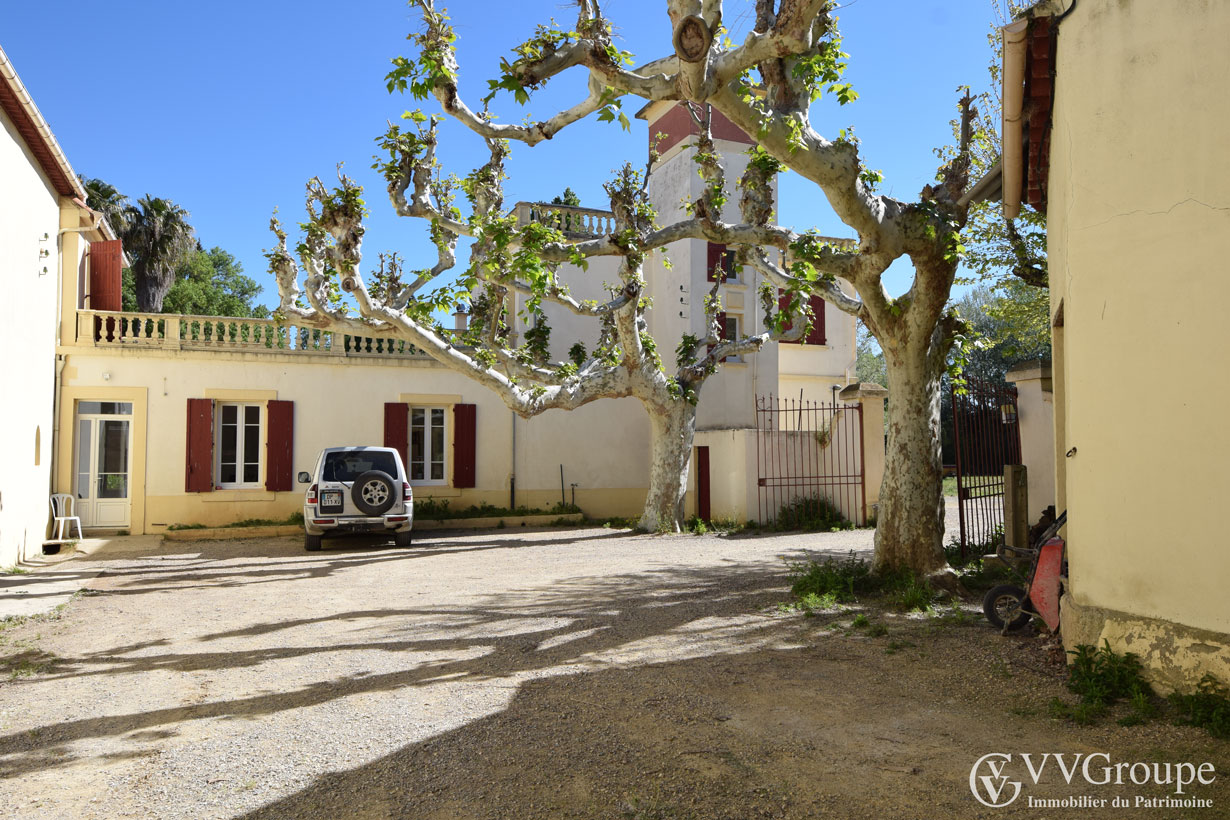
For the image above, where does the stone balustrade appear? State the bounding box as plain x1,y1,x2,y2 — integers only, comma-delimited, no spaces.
75,310,426,360
513,201,620,238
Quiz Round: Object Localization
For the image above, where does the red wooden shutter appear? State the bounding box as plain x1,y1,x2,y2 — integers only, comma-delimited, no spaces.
706,242,724,282
185,399,214,493
265,400,294,492
807,294,827,345
452,403,477,488
778,292,826,345
384,403,409,472
778,290,799,344
89,239,123,311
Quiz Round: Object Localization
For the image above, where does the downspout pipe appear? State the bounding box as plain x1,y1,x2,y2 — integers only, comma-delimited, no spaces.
51,220,102,526
1001,19,1029,220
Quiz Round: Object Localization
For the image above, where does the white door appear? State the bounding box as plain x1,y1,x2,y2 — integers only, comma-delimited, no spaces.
74,402,133,528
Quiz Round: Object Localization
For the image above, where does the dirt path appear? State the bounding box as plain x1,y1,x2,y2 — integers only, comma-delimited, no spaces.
0,527,1224,819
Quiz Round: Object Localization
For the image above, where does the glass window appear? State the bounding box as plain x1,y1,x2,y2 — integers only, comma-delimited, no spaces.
217,402,262,488
409,406,447,485
322,451,399,482
78,401,132,415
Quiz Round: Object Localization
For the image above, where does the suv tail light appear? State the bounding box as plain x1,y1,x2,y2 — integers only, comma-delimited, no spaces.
307,484,319,505
403,483,412,502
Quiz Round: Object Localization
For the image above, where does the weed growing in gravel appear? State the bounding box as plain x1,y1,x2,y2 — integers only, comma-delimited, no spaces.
851,613,870,628
2,566,32,575
884,639,915,655
1170,674,1230,739
788,552,872,604
866,621,889,638
795,591,840,614
1049,641,1158,727
787,553,948,613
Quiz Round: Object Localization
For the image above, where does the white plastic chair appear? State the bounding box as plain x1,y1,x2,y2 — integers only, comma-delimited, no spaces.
50,494,83,541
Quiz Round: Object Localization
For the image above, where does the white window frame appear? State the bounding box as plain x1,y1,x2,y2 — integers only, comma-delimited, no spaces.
215,402,263,489
408,405,448,486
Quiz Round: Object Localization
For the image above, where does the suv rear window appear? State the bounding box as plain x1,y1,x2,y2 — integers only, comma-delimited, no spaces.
322,451,400,482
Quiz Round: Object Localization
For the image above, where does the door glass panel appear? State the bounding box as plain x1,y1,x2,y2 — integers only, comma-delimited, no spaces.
76,419,92,500
430,409,445,480
96,420,130,499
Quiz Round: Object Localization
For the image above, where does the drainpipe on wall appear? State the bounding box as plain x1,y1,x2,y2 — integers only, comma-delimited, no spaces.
1001,19,1029,220
509,410,516,510
49,222,101,545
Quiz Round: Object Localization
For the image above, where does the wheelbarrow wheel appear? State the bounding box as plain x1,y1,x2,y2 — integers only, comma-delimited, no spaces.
983,584,1032,631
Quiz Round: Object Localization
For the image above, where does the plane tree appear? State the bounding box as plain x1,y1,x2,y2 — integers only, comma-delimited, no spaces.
269,105,814,532
381,0,980,585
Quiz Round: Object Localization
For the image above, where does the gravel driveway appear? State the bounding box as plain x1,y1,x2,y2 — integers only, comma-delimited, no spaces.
1,521,1224,819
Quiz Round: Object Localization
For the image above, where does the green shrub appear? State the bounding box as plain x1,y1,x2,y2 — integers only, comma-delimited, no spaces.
1049,641,1157,727
1170,674,1230,739
773,495,851,532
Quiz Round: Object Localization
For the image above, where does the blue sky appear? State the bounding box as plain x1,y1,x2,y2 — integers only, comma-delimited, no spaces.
5,0,1000,306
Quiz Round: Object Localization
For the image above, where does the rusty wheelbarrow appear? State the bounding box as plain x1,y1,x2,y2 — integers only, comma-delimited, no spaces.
982,510,1067,633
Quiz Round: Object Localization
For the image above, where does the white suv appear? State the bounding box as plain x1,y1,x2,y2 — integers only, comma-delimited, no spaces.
298,447,414,550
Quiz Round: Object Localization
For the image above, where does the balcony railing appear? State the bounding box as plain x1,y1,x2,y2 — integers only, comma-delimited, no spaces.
76,311,427,360
513,201,621,238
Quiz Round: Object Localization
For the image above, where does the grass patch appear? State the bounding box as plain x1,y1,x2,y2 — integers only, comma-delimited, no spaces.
167,512,306,531
1170,674,1230,739
786,552,942,613
416,499,580,521
2,566,32,575
866,621,889,637
686,516,749,535
942,476,958,497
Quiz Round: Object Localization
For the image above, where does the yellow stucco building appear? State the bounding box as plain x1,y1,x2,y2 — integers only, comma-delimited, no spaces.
1000,0,1230,691
1,46,884,565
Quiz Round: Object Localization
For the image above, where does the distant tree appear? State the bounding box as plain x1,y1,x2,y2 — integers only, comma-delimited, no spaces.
162,246,269,318
855,323,886,387
123,195,195,312
79,175,129,237
551,187,582,207
954,285,1050,384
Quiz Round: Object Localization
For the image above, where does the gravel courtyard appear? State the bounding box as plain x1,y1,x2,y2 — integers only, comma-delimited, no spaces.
0,525,1225,819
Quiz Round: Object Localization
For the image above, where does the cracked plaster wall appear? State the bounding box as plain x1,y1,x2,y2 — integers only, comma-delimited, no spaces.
1047,0,1230,676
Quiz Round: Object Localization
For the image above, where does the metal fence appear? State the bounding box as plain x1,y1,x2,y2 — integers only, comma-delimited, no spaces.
950,378,1022,559
755,395,866,527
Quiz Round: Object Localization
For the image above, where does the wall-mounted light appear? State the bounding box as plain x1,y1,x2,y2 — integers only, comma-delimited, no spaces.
102,371,112,381
1000,404,1018,424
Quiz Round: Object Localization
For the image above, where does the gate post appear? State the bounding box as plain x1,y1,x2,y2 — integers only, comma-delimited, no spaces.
1004,464,1030,550
838,383,888,524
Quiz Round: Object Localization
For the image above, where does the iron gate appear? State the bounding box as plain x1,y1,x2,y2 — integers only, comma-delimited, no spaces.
755,395,866,527
950,378,1022,559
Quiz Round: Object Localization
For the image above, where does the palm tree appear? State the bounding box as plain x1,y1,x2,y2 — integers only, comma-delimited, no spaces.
78,175,129,237
123,196,195,312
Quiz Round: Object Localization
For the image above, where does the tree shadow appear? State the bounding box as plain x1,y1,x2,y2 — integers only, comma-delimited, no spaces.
0,553,800,780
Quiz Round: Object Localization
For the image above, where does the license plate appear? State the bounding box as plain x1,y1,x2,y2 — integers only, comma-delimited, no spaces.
322,490,343,507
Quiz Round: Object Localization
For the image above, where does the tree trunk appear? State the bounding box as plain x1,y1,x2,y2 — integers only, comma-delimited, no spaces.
637,398,698,532
873,342,947,577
